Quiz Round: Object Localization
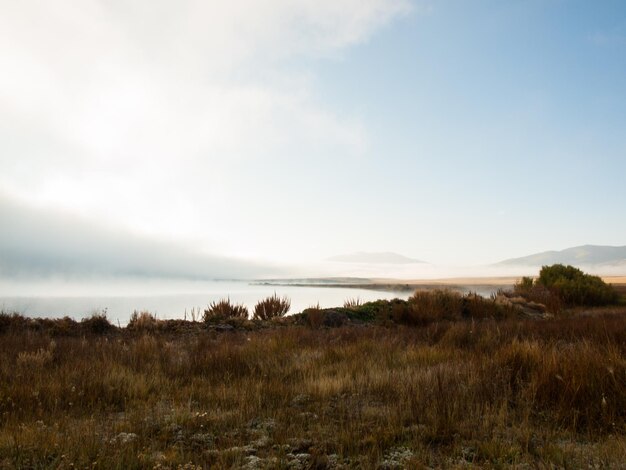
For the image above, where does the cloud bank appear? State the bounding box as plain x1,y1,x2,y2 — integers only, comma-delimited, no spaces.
0,0,410,262
0,195,280,280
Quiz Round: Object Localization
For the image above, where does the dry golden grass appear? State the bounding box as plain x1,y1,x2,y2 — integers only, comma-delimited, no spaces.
0,310,625,468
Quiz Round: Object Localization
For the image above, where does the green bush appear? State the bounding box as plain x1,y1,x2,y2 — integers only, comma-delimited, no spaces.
515,276,534,294
536,264,618,307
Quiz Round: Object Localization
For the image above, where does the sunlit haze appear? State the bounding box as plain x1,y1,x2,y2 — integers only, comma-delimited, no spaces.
1,0,626,279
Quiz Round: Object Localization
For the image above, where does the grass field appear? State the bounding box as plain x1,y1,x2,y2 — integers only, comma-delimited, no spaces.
1,300,625,469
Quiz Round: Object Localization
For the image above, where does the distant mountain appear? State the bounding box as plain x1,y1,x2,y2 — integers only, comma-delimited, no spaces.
496,245,626,267
328,252,426,264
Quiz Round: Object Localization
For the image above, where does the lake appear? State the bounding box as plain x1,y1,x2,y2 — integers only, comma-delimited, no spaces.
0,279,410,325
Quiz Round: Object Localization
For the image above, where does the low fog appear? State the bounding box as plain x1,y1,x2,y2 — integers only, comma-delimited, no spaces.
0,195,282,281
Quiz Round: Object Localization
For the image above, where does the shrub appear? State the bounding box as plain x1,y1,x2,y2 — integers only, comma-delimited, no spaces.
407,290,463,324
253,293,290,320
49,316,80,336
534,264,618,307
340,299,406,322
0,312,25,334
461,293,518,320
128,311,159,331
343,297,362,309
514,276,534,294
303,303,325,329
203,298,249,322
401,290,518,326
81,311,115,335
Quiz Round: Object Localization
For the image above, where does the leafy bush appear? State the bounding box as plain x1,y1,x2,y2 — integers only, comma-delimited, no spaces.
515,276,535,293
340,299,404,322
203,298,249,322
530,264,618,307
253,294,290,320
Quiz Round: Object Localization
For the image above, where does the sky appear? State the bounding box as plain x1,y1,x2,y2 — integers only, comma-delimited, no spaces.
1,0,625,278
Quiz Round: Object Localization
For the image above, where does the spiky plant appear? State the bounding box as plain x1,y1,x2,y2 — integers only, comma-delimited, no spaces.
253,293,290,320
203,298,249,322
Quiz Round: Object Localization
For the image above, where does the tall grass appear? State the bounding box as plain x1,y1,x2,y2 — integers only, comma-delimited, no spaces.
0,309,624,468
253,293,290,320
203,298,249,322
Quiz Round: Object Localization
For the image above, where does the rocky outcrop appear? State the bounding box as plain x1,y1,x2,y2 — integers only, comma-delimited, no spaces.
495,293,551,318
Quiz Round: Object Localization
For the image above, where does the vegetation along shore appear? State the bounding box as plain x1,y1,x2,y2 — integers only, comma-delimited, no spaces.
1,265,625,469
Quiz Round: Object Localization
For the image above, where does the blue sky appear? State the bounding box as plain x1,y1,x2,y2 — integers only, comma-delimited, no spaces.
305,0,626,263
0,0,625,273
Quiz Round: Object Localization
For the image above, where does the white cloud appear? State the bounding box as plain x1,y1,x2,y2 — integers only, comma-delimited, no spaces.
0,0,409,259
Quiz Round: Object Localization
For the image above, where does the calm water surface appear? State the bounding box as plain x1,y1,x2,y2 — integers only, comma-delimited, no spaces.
0,280,409,325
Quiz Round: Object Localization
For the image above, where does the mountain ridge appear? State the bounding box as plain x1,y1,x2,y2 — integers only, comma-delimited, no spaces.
328,252,426,265
496,245,626,267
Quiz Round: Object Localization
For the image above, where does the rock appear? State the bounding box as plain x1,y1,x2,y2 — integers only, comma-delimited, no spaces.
224,445,257,455
286,453,311,469
291,394,311,408
298,412,318,421
527,301,547,313
378,447,414,469
247,418,276,432
211,324,235,332
241,455,264,469
287,438,313,453
110,432,138,445
189,432,214,449
252,435,271,449
494,295,513,307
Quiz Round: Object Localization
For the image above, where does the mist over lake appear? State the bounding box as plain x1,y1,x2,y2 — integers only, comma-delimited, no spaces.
0,279,413,325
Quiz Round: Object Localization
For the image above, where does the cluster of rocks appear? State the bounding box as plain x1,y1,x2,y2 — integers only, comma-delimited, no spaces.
494,293,551,318
379,447,415,469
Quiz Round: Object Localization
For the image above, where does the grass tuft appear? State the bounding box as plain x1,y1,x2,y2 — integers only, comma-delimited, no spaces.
203,298,249,322
253,293,290,320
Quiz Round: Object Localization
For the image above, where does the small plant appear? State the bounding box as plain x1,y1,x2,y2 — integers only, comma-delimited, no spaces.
514,276,535,294
407,289,464,324
128,311,159,331
303,303,325,328
81,310,115,335
0,312,26,334
343,297,362,309
203,298,249,322
253,293,291,320
184,307,202,322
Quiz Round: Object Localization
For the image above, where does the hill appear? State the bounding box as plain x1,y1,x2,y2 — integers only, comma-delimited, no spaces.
328,252,426,264
496,245,626,267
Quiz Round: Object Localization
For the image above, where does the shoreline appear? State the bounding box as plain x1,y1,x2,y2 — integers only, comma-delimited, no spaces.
255,275,626,293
